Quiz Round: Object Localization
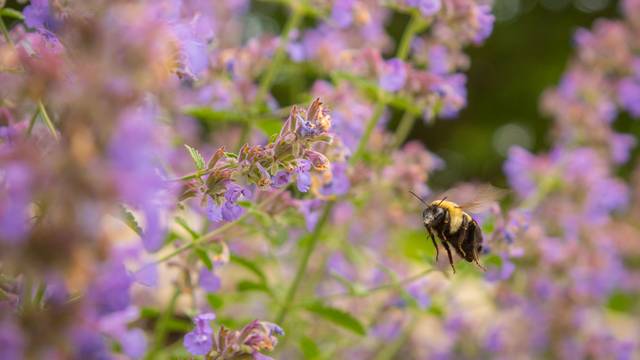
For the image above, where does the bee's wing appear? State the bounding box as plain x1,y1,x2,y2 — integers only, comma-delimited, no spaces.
435,184,508,213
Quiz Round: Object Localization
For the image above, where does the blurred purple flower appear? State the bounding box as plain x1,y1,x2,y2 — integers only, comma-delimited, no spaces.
199,268,221,293
73,329,110,360
406,279,431,309
132,262,158,287
0,322,24,360
207,199,223,222
184,313,216,355
379,58,407,93
272,170,291,188
618,77,640,117
504,146,538,198
89,260,132,315
428,45,449,75
295,159,312,193
321,162,350,196
610,133,636,164
23,0,60,33
411,0,442,17
474,5,495,44
331,0,355,28
221,201,243,221
0,163,32,244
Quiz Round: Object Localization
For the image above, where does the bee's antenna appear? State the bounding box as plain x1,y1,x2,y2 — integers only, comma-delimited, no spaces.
437,197,448,206
408,190,429,206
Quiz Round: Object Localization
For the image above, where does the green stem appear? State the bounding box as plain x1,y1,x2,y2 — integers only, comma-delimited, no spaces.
237,3,302,150
316,268,434,301
26,107,41,137
146,288,180,359
255,5,302,106
34,282,47,309
38,101,59,140
350,102,385,165
0,16,59,140
155,190,283,264
391,110,416,149
275,201,334,324
0,15,12,45
273,11,425,328
396,13,422,61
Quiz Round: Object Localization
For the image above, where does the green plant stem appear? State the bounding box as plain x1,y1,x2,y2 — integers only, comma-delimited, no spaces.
237,3,303,150
392,110,416,149
274,11,424,328
315,268,434,301
34,282,47,309
155,190,283,264
0,15,59,140
38,101,58,139
0,13,12,44
275,201,334,324
350,102,386,164
26,108,41,137
146,288,180,360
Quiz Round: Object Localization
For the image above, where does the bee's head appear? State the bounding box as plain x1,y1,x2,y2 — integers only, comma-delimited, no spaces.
423,205,446,226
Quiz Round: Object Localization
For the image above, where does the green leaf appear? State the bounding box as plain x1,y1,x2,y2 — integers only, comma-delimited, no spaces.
236,280,273,296
304,303,366,336
195,248,214,270
140,307,161,319
1,8,25,20
299,336,321,359
255,118,284,137
175,216,199,239
165,319,192,332
206,293,224,310
607,291,636,313
118,205,142,236
184,107,246,123
184,144,206,170
230,254,267,284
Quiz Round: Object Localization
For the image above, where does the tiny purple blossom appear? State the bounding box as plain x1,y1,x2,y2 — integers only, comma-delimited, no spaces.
618,77,640,117
199,268,221,293
23,0,60,33
184,313,216,355
207,199,223,222
225,183,249,202
272,170,291,188
415,0,442,17
221,201,244,221
295,160,312,193
474,5,495,44
379,58,407,93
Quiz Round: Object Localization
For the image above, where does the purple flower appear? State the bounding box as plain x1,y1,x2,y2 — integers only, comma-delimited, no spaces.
0,322,24,360
474,5,495,44
90,260,132,315
415,0,442,17
504,146,537,198
618,77,640,117
297,199,324,231
321,162,350,196
132,262,158,287
0,163,32,244
428,45,449,75
295,160,312,193
119,329,147,359
184,313,216,355
610,133,636,164
379,58,407,93
207,199,223,222
23,0,60,33
406,279,431,310
73,329,110,360
331,0,355,28
225,183,249,202
272,170,291,188
199,268,221,293
221,201,244,221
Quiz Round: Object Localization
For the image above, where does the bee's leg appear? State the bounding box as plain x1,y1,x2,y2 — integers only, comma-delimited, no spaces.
474,258,486,272
440,240,456,274
426,227,439,262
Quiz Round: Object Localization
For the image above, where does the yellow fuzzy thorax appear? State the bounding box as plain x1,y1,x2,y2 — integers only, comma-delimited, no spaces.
431,200,472,234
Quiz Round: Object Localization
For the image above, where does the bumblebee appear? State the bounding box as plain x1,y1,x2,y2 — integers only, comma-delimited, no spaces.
411,187,503,273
